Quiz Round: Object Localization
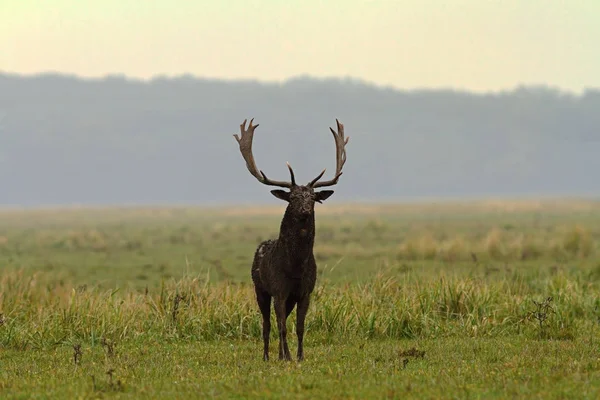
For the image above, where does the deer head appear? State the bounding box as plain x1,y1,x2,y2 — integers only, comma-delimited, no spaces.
234,119,349,218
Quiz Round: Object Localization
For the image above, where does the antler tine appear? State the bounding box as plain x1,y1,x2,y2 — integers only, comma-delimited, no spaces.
286,162,296,186
309,119,349,188
234,119,295,188
307,168,326,187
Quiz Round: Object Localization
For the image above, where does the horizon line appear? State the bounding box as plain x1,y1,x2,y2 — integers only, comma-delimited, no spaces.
2,70,598,97
1,194,599,211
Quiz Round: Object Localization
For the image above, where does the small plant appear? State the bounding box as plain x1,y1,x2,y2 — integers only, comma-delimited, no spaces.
397,347,425,371
101,338,115,358
527,297,555,338
172,293,185,323
72,344,82,365
402,358,409,369
91,369,124,393
398,347,426,359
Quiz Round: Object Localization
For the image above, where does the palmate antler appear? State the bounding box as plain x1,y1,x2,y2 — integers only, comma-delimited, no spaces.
234,118,349,189
308,119,349,188
234,118,296,188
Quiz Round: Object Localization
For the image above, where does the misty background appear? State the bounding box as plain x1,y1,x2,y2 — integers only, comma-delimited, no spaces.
0,72,598,206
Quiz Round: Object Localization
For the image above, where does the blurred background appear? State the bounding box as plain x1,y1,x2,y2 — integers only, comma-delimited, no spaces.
1,0,599,207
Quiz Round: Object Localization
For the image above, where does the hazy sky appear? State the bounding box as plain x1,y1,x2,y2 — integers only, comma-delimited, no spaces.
2,0,599,92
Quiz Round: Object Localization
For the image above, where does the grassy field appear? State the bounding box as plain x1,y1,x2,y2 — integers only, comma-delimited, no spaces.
1,199,600,398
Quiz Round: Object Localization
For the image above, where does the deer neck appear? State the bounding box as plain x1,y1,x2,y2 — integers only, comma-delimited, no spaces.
277,207,316,262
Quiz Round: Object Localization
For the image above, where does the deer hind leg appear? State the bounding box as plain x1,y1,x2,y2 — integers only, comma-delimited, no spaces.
296,295,310,361
255,288,272,361
274,296,292,361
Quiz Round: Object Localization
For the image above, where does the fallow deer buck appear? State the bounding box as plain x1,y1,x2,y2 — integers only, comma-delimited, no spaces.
234,118,349,361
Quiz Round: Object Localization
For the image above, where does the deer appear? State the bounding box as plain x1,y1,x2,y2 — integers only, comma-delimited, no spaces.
233,118,349,361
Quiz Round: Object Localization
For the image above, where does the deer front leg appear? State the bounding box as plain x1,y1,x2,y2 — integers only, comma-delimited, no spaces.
255,289,272,361
296,295,310,361
274,296,292,361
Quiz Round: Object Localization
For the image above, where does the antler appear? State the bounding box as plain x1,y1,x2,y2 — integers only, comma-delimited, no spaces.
309,119,349,188
234,119,296,188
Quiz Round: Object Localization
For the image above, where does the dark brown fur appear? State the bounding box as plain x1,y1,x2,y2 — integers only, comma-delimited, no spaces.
251,186,332,361
233,118,348,361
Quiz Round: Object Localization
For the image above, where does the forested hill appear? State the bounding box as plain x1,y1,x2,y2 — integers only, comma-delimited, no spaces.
1,73,599,206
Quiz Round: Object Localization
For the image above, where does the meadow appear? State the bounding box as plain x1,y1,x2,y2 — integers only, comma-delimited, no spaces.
1,199,600,399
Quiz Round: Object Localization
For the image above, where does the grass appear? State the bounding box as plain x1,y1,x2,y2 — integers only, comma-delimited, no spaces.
1,199,600,398
3,339,600,399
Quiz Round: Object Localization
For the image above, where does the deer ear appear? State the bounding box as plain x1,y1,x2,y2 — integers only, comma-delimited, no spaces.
270,190,291,202
315,190,334,203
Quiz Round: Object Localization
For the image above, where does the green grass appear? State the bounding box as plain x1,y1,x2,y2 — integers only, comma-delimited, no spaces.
3,338,600,399
1,200,600,398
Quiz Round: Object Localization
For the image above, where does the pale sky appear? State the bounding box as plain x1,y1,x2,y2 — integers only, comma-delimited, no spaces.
1,0,599,93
